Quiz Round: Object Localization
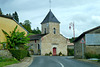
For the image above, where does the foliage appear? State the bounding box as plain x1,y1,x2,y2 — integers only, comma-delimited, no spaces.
30,49,34,55
0,57,19,67
0,42,7,49
59,52,62,56
1,26,30,49
69,37,77,43
85,53,100,59
98,60,100,62
67,49,74,56
49,52,52,54
12,11,19,22
20,21,41,34
6,13,12,17
32,27,41,34
20,20,32,33
9,49,29,61
45,52,52,56
45,53,49,56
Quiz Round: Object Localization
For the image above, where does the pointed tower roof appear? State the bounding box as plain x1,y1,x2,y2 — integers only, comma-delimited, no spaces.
41,10,60,24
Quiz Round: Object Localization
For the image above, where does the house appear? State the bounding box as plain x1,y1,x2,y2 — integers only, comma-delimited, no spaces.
74,26,100,59
0,14,28,49
28,10,68,55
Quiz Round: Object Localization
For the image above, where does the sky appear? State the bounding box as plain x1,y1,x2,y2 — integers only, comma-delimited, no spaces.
0,0,100,38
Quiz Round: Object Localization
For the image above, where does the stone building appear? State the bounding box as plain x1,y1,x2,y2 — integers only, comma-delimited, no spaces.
74,26,100,58
0,14,28,49
28,10,68,55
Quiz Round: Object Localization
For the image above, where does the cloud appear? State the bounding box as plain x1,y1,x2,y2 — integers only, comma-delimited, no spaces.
0,0,100,38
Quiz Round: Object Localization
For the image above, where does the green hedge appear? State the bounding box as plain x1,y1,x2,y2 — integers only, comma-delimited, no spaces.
9,49,30,61
85,53,100,59
67,49,74,56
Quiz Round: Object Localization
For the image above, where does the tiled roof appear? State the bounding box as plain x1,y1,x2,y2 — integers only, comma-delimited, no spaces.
41,10,60,24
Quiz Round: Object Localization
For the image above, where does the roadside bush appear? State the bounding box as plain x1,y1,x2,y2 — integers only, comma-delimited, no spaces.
45,53,49,56
59,52,62,56
67,49,74,56
9,49,29,61
98,60,100,62
85,53,100,59
49,52,52,56
49,52,52,55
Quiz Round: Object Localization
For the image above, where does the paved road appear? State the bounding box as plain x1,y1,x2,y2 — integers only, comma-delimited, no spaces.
29,56,100,67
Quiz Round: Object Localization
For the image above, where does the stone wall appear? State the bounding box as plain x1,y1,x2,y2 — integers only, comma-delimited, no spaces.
0,50,12,58
28,40,41,54
41,33,67,55
41,22,60,34
74,27,100,59
86,46,100,54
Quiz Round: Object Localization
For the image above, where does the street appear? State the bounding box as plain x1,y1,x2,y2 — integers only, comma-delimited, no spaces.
29,56,100,67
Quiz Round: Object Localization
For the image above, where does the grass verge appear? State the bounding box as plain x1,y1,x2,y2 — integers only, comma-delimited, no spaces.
0,57,19,67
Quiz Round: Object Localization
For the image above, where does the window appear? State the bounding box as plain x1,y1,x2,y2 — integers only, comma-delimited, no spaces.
38,44,40,49
53,28,56,34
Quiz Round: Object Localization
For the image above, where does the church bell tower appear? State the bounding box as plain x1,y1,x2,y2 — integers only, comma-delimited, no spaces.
41,10,60,34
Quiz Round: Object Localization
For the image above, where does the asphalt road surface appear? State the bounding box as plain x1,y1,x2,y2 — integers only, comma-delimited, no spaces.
29,56,100,67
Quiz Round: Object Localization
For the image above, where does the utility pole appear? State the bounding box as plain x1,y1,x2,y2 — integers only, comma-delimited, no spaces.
69,22,75,39
80,38,85,59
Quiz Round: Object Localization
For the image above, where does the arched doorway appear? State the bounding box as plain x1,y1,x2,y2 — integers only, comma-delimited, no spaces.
53,47,56,56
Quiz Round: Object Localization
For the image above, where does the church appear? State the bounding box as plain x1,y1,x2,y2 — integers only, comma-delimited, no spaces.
28,10,68,56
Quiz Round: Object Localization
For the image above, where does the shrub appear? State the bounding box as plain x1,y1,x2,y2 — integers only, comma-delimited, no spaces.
67,49,74,56
98,60,100,62
49,52,52,55
1,26,30,49
9,49,29,61
45,53,49,56
85,53,100,59
27,51,31,57
59,52,62,56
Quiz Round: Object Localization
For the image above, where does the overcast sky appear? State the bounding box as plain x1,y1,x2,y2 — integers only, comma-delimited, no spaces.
0,0,100,38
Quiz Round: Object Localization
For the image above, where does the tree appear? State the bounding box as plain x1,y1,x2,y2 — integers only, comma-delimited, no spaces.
20,20,32,33
6,13,12,17
36,27,41,34
12,11,19,22
1,26,30,49
32,27,41,34
0,8,3,15
20,20,41,34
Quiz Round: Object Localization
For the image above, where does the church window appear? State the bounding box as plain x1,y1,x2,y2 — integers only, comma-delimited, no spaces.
53,28,56,34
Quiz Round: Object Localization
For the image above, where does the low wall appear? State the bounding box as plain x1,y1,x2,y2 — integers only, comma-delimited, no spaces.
86,46,100,54
0,50,12,58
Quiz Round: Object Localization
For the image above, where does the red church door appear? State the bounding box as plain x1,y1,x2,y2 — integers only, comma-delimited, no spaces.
53,47,56,56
